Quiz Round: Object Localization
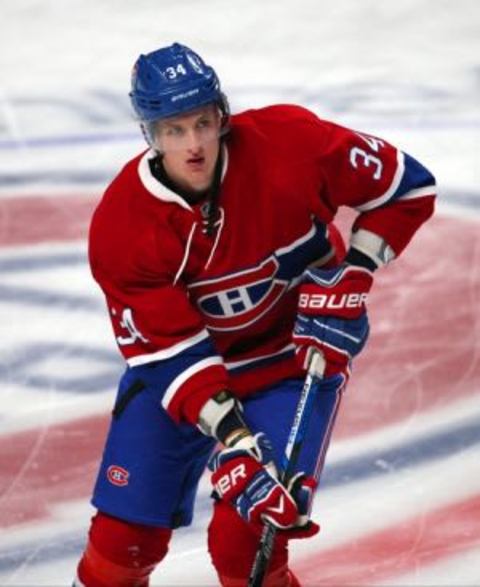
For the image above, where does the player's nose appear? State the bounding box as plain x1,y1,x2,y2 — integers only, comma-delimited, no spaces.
185,128,203,152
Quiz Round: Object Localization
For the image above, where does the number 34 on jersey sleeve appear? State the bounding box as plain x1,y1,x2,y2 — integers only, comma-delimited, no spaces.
323,126,434,211
320,124,436,258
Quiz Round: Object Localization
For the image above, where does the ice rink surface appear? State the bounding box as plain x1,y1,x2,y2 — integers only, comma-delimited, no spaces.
1,1,479,585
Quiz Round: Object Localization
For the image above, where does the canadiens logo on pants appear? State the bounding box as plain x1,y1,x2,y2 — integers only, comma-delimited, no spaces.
107,465,130,487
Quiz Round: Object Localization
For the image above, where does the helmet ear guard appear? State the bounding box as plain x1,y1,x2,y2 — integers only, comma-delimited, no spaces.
130,42,230,146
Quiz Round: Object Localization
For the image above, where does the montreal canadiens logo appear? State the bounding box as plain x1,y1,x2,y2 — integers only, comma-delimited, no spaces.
188,257,288,331
107,465,130,487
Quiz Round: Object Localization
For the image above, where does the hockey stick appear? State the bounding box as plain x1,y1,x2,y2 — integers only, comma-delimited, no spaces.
247,350,325,587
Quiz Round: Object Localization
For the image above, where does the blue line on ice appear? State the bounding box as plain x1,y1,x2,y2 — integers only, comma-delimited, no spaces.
0,284,102,312
0,252,86,273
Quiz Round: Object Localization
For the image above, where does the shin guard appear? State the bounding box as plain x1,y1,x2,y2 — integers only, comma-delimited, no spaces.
76,511,172,587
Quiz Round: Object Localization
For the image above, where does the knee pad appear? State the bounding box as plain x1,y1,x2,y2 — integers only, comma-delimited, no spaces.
77,511,172,587
208,501,292,586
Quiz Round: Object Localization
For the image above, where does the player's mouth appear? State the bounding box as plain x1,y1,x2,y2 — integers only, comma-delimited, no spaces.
186,155,206,170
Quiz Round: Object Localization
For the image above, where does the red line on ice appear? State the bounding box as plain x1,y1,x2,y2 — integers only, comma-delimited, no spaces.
296,493,480,585
0,415,108,528
0,194,97,246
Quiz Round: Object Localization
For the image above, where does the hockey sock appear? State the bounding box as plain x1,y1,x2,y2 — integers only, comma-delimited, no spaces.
76,511,172,587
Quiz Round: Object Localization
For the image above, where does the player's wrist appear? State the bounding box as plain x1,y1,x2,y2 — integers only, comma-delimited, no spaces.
344,247,379,272
348,229,395,269
223,426,252,448
197,390,252,446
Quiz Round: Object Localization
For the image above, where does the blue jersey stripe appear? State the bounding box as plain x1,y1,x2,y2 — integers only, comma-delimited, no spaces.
129,336,220,403
391,152,436,201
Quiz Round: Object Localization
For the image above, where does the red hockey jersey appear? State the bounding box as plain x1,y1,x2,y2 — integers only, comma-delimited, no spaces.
89,105,435,425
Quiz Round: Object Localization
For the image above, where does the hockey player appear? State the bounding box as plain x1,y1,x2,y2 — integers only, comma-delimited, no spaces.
74,43,436,586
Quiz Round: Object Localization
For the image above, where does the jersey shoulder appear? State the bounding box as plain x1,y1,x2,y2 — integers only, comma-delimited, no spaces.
230,104,335,155
89,152,184,285
233,103,320,125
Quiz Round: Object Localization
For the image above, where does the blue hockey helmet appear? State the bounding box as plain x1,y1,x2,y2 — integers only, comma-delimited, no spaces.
129,43,229,145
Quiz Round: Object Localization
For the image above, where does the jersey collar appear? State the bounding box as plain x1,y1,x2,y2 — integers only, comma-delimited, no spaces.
137,146,229,211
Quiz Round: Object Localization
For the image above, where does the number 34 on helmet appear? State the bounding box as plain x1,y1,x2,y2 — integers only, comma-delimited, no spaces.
129,42,230,146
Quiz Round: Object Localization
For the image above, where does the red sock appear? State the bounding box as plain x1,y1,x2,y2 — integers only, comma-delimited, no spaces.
208,501,299,586
76,512,171,587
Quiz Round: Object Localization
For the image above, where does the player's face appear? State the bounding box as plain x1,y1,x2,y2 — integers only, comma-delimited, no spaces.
154,105,222,193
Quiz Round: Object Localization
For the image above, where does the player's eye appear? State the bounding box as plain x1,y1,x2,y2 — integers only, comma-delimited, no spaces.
165,126,184,137
197,118,211,129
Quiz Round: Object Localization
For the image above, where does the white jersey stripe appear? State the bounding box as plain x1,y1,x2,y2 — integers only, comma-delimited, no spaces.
397,184,436,201
173,221,197,285
225,343,295,371
126,329,210,367
355,149,405,212
276,222,317,255
162,356,224,410
138,149,193,210
138,145,229,210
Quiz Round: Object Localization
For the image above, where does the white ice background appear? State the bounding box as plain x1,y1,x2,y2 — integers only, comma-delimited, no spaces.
0,1,479,585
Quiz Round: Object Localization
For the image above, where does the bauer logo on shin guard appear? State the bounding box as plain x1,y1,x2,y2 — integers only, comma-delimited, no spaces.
299,292,368,311
107,465,130,487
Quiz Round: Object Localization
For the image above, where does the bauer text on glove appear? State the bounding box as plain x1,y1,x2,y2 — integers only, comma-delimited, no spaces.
208,433,317,534
293,264,372,378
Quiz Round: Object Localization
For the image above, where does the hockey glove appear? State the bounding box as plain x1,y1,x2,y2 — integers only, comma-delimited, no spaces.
293,264,372,378
208,433,319,537
280,472,320,539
